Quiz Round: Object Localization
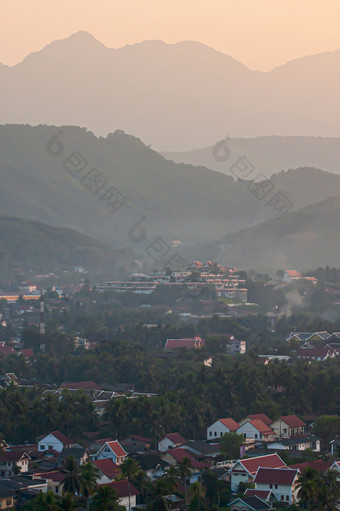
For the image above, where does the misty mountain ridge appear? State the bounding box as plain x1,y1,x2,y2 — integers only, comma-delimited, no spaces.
0,214,133,276
1,32,340,149
164,136,340,177
184,196,340,272
1,125,340,252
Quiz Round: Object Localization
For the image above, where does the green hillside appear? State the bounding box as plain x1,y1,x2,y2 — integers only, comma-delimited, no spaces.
185,197,340,272
0,215,133,276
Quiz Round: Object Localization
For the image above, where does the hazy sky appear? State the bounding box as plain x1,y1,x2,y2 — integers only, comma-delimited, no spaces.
1,0,340,70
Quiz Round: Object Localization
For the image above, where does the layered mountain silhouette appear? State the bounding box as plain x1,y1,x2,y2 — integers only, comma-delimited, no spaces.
164,136,340,177
1,125,340,257
1,32,340,149
184,197,340,271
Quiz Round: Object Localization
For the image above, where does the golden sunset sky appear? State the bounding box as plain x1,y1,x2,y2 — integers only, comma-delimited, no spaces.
2,0,340,70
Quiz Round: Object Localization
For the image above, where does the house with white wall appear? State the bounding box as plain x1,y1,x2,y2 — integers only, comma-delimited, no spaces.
253,467,299,504
229,453,286,492
207,418,240,440
158,433,186,452
95,440,127,465
270,415,306,438
38,431,73,453
237,420,274,442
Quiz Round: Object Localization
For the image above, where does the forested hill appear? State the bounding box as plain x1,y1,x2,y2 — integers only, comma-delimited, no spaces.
0,215,133,276
185,196,340,271
1,124,340,250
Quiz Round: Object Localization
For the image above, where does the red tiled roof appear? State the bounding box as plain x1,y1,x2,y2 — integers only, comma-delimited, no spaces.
166,448,210,469
289,460,332,473
19,348,34,358
46,431,72,446
60,381,102,390
93,459,120,479
165,433,186,445
245,489,272,499
104,480,139,498
165,337,204,350
0,450,30,462
279,415,306,428
248,414,272,426
219,418,240,431
106,441,127,458
0,345,15,357
254,468,298,485
35,471,66,483
297,348,333,358
285,270,301,277
248,419,274,435
237,454,286,475
95,438,114,447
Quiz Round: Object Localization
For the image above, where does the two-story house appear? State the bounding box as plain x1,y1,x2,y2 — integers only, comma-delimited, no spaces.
270,415,306,438
158,433,186,452
253,467,299,504
229,453,286,492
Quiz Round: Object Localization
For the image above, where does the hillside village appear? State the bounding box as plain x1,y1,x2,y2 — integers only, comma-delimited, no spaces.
0,406,339,510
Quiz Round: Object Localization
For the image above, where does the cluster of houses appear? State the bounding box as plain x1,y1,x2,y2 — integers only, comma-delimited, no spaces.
98,261,249,302
207,413,321,453
287,331,340,362
0,410,338,510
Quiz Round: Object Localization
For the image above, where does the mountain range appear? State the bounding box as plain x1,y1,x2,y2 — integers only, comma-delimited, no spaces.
184,197,340,271
1,125,340,255
164,136,340,177
1,32,340,149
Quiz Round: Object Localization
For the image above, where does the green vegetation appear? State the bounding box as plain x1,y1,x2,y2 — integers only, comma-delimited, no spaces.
0,214,134,278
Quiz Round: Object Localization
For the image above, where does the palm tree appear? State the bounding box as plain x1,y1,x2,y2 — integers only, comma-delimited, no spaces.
119,457,141,511
314,470,340,511
297,467,319,509
57,492,79,511
79,462,100,510
165,465,179,494
148,479,170,511
23,490,59,511
91,485,122,511
178,457,192,509
133,469,150,502
62,456,81,495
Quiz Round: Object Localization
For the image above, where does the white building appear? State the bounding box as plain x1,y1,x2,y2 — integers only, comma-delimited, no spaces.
253,467,299,505
207,418,240,440
38,431,72,453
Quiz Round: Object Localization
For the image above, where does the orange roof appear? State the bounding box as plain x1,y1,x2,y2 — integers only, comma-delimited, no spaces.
248,419,273,435
219,418,240,431
248,414,272,426
285,270,301,277
106,441,127,458
279,415,306,428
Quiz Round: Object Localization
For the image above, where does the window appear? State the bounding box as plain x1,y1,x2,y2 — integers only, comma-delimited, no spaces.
48,445,53,450
283,428,287,434
214,432,217,437
209,431,212,437
40,445,45,450
275,484,278,489
255,434,258,439
286,496,289,501
270,484,273,489
281,496,284,501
